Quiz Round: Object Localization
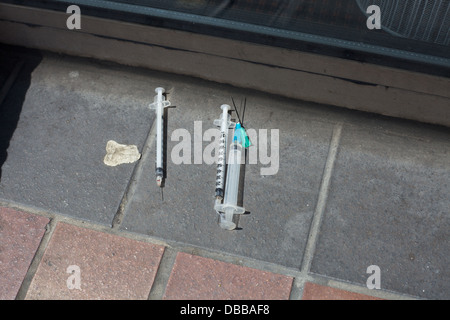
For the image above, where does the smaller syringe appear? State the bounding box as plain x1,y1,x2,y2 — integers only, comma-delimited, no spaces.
149,87,171,187
215,124,246,230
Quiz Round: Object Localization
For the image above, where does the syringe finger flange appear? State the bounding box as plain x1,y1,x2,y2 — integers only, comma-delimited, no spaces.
215,204,246,215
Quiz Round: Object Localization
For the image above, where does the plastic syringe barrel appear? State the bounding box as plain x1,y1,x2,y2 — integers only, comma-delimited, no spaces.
224,143,241,206
217,140,245,230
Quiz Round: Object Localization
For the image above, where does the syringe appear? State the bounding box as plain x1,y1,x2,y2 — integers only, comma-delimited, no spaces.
213,104,234,210
149,87,171,187
215,124,246,230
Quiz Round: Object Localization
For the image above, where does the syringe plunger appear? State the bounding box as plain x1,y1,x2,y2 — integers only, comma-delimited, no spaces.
213,104,234,200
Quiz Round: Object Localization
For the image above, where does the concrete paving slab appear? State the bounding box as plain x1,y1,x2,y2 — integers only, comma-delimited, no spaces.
311,121,450,299
2,46,448,300
0,207,50,300
0,54,156,225
121,83,335,268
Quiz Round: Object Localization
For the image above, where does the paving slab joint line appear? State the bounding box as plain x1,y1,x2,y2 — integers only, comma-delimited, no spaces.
292,122,343,300
147,247,178,300
0,201,55,221
301,122,343,276
172,242,304,278
296,272,421,300
325,279,420,300
15,218,58,300
289,276,312,300
111,112,158,229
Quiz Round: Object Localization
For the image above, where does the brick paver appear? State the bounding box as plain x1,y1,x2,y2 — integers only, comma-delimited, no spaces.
302,282,382,300
163,252,293,300
25,222,165,300
0,207,49,300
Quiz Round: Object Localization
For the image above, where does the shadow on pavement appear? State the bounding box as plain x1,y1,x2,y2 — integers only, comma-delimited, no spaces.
0,45,42,182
